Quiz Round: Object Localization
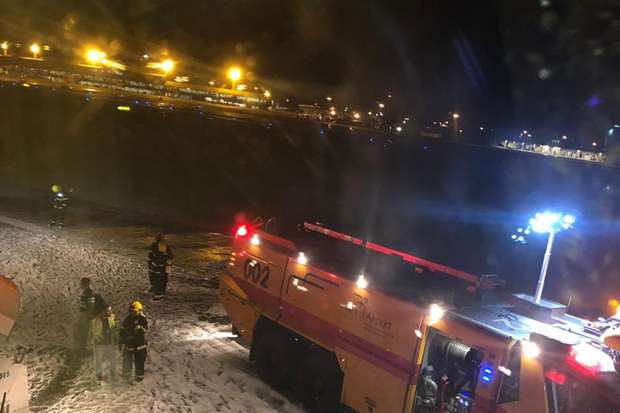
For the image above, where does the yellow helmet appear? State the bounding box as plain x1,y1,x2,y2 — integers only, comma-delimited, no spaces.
51,184,61,193
130,300,143,312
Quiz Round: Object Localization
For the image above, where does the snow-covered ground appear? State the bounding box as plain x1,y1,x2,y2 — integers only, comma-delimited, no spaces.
0,214,306,412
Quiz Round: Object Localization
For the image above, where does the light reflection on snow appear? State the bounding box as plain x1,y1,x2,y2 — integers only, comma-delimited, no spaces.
185,329,238,341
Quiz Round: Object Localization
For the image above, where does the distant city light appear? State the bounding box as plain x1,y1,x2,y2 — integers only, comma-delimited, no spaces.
1,41,8,55
263,90,271,98
378,102,385,108
452,113,460,119
228,67,241,82
227,66,242,90
395,126,402,132
592,142,598,147
353,112,361,120
29,43,41,58
147,59,175,75
161,59,175,73
86,49,106,65
326,96,332,101
117,106,131,111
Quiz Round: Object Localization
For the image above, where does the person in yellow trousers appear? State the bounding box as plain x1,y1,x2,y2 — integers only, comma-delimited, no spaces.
89,303,118,382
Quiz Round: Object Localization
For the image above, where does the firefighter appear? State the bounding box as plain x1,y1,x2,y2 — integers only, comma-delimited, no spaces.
147,233,173,300
75,277,96,352
50,184,69,228
89,304,118,382
119,300,148,383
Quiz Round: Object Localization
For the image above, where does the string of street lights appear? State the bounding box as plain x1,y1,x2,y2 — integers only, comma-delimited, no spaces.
1,40,272,96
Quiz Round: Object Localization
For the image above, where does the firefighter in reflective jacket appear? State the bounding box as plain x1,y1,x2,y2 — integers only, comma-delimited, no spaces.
89,304,118,382
50,184,69,228
148,233,173,300
119,300,148,383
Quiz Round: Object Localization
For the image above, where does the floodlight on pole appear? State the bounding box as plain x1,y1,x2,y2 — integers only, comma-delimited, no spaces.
160,59,175,74
29,43,41,58
227,67,241,90
525,211,575,304
86,48,106,65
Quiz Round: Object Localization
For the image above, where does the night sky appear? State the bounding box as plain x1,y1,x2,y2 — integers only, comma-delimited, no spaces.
1,1,619,142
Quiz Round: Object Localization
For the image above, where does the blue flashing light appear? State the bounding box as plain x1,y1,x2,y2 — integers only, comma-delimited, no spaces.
480,366,494,384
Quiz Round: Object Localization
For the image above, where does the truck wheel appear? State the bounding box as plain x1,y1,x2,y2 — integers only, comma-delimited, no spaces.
254,329,292,389
294,352,343,413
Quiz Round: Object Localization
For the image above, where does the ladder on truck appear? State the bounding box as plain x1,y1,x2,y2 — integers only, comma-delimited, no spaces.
303,222,504,291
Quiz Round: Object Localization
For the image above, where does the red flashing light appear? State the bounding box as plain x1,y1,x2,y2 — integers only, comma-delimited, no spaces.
545,369,567,385
566,343,614,376
235,224,249,238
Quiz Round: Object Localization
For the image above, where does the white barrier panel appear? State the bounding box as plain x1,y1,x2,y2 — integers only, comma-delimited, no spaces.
0,358,29,413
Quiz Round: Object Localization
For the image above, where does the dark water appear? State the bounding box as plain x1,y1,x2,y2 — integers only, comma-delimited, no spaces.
1,85,619,316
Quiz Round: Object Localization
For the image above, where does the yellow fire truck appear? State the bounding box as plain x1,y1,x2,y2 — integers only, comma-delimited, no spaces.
219,220,620,413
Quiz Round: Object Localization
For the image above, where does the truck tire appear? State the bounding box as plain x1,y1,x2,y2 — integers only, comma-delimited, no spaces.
254,328,293,389
294,351,343,413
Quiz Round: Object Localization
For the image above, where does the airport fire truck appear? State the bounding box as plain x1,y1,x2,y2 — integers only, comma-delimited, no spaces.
219,220,620,413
